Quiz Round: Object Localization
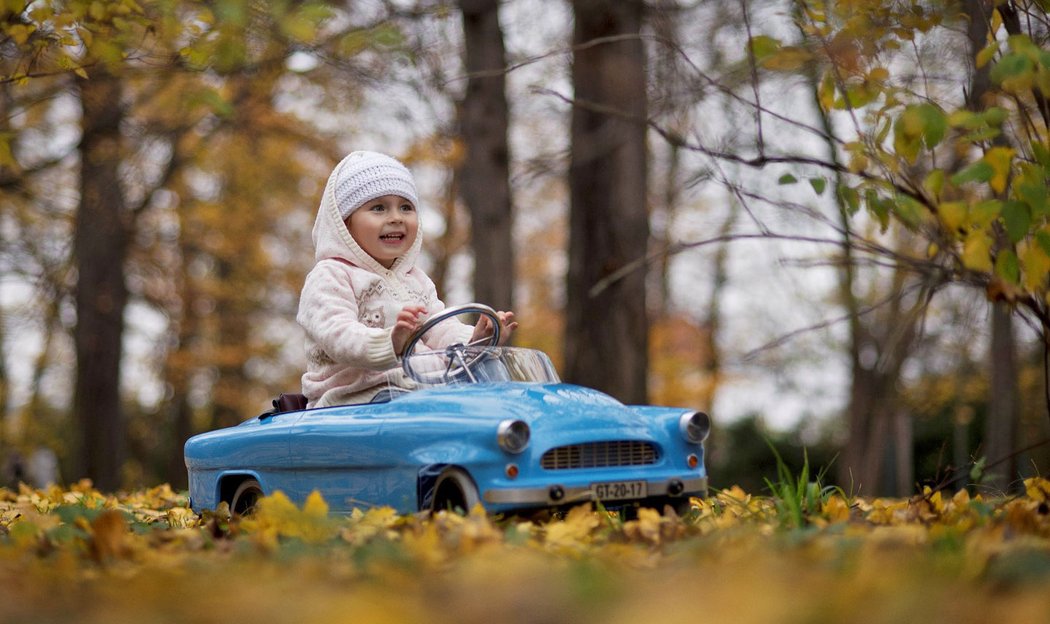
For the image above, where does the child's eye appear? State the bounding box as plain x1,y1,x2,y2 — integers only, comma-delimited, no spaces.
369,204,385,212
400,204,415,212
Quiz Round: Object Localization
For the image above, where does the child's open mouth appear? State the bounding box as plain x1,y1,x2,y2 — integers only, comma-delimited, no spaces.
380,233,405,241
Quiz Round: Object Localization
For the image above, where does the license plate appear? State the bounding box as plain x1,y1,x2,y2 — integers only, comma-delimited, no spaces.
590,480,647,501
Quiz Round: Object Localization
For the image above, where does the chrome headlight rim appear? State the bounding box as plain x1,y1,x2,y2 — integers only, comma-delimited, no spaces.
679,411,711,444
497,419,530,454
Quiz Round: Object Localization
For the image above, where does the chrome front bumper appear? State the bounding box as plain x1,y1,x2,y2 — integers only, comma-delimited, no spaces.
483,476,708,506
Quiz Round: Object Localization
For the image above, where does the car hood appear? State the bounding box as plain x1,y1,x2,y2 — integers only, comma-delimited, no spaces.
387,382,658,439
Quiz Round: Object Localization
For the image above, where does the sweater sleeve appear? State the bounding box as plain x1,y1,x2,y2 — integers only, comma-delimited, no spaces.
297,264,399,370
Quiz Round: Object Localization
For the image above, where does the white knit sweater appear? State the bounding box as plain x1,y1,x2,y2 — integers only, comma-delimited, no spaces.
296,167,473,408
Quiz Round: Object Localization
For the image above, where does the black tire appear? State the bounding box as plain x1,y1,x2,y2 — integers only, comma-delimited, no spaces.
668,497,698,519
230,478,263,517
430,468,480,514
622,497,696,520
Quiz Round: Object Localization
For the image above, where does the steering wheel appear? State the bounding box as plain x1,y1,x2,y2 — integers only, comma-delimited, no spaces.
400,303,502,384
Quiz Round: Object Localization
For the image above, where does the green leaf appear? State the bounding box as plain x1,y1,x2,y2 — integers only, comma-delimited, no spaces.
948,109,978,129
778,173,798,185
214,0,248,26
761,46,812,71
996,249,1021,284
818,72,836,110
923,170,945,198
1034,143,1050,173
1001,201,1031,244
372,24,404,48
866,189,890,231
809,177,827,195
1007,34,1038,55
991,52,1035,91
838,185,860,215
845,84,878,108
749,35,781,61
875,119,892,144
917,104,947,147
1035,230,1050,256
951,161,994,186
281,15,318,42
893,130,920,163
962,127,1003,143
981,107,1008,126
893,104,946,162
893,194,923,230
1015,165,1048,216
970,199,1003,228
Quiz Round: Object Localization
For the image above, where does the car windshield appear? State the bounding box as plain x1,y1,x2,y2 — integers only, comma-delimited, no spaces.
401,346,560,386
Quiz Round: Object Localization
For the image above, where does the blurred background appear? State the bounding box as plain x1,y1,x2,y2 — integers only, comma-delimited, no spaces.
2,0,1049,497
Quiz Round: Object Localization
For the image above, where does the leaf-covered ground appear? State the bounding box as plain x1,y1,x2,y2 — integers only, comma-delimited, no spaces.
4,481,1050,623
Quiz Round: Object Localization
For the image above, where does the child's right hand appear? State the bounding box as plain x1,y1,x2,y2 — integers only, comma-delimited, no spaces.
391,305,426,355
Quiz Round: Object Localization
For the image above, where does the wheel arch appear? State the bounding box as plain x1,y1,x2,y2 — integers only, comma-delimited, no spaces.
417,464,479,512
217,471,264,505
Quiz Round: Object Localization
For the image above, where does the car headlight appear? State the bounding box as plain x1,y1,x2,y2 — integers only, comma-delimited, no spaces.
679,411,711,444
497,419,530,454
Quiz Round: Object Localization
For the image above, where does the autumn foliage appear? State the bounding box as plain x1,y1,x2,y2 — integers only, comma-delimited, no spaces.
4,481,1050,622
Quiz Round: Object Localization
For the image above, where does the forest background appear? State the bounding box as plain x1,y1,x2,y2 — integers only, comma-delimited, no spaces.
2,0,1050,499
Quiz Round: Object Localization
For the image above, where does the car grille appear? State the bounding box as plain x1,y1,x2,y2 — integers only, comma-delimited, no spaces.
540,441,658,470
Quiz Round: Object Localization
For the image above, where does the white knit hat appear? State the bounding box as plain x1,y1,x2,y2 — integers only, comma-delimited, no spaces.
332,151,419,220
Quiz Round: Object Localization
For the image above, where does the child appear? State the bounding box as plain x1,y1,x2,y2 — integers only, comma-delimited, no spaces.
297,151,517,407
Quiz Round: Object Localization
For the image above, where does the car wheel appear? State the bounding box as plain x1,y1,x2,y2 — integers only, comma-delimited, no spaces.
430,468,479,514
230,478,263,517
667,497,697,519
623,497,695,520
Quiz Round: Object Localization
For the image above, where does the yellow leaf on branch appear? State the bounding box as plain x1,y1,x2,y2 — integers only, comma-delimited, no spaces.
963,230,994,272
984,146,1015,194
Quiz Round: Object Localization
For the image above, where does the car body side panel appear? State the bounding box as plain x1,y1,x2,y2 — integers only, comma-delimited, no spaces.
287,410,388,512
185,382,710,515
184,413,299,510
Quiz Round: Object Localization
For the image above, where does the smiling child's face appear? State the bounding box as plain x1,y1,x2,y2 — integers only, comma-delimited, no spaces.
345,194,419,269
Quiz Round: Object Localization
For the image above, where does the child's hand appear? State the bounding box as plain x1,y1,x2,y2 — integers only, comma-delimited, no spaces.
471,310,518,346
391,305,427,355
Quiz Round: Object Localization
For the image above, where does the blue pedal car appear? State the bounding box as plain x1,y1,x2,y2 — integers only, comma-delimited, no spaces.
184,304,710,516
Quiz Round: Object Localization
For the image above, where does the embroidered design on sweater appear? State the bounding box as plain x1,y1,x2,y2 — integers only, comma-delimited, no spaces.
356,277,429,309
359,304,385,328
356,280,387,305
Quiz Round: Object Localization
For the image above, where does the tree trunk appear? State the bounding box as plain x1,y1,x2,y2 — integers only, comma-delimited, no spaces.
986,303,1019,491
166,392,192,489
74,73,130,491
795,15,900,494
458,0,514,311
0,297,7,448
209,259,251,431
893,408,915,495
698,211,736,412
566,0,649,404
963,0,1022,493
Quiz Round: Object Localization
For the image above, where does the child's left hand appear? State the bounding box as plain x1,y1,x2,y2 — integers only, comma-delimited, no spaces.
471,310,517,346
